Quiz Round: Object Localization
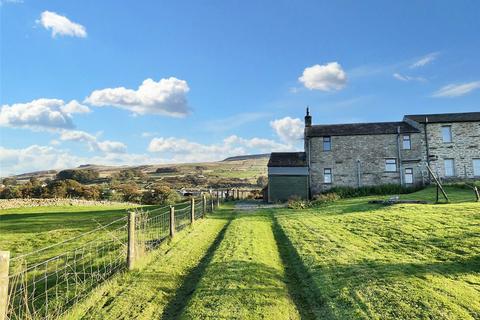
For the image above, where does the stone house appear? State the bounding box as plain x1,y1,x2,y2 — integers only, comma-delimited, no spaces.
267,110,480,201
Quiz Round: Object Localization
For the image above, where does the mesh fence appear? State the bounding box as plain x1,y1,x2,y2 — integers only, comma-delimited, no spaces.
5,195,222,320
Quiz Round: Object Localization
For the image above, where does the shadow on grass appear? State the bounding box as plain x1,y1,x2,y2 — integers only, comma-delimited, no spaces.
160,214,233,320
271,215,336,320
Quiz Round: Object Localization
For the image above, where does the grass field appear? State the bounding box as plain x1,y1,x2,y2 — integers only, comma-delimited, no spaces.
2,188,479,319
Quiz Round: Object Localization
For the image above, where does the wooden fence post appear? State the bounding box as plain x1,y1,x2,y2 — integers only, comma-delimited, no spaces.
169,206,175,238
216,191,220,207
127,211,135,270
202,194,206,217
190,197,195,224
210,195,214,212
0,251,9,320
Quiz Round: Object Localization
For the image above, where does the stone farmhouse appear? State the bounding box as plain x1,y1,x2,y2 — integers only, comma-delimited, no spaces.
267,110,480,202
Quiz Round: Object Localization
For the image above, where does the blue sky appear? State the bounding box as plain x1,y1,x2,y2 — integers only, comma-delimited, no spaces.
1,0,479,175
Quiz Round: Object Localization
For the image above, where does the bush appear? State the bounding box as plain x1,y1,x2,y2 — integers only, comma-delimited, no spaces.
328,184,422,199
311,192,340,206
287,196,310,209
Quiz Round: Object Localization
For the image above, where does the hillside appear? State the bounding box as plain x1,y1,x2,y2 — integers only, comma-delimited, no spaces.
10,154,270,189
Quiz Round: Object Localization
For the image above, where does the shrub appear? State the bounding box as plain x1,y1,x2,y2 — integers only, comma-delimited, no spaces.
328,184,422,199
311,192,340,206
141,185,181,205
287,196,310,209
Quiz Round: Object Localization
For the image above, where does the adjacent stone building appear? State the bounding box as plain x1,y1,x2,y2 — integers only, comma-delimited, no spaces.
267,110,480,201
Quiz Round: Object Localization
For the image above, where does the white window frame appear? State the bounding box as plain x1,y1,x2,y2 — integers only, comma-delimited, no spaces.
473,159,480,177
404,168,414,184
385,158,397,172
323,136,331,151
402,134,411,150
442,126,452,143
324,168,332,184
444,158,455,177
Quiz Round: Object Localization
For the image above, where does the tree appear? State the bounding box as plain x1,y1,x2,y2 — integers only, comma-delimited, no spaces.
2,177,17,186
142,185,181,205
56,169,99,183
256,176,268,188
114,183,142,203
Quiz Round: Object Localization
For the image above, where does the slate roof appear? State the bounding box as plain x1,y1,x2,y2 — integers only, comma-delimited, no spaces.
305,121,420,137
268,152,307,167
404,112,480,124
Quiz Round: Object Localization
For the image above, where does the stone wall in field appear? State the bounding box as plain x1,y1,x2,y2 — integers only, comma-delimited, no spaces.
0,198,135,210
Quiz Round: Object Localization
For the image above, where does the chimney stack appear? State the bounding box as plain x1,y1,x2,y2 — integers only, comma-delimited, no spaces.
305,107,312,127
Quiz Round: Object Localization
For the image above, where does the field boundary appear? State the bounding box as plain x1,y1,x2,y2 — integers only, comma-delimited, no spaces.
1,193,223,320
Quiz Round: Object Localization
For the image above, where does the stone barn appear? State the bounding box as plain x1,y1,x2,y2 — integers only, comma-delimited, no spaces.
267,152,309,202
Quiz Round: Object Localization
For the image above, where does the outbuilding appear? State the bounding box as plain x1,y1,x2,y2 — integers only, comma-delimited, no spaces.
267,152,309,202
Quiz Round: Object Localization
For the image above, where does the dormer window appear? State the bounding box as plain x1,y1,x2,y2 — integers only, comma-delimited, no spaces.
442,126,452,143
323,136,331,151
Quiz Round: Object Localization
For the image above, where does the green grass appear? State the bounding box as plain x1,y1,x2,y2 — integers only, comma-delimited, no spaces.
4,187,480,319
181,208,301,319
399,185,479,203
273,199,480,319
66,210,231,319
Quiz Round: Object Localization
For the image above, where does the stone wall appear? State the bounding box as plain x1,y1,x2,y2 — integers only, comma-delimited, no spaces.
308,132,425,194
425,122,480,179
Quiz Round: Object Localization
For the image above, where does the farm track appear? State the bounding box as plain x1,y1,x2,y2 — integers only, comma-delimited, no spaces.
67,204,309,319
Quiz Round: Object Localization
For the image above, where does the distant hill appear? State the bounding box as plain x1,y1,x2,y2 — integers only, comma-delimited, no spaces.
7,155,269,189
222,154,270,162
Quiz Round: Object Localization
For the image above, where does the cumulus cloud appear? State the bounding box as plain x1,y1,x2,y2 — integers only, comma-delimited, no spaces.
299,62,347,91
410,52,438,68
59,130,127,153
85,77,190,117
60,100,91,114
270,117,303,144
432,81,480,98
0,145,157,176
148,135,292,163
38,11,87,38
0,98,75,130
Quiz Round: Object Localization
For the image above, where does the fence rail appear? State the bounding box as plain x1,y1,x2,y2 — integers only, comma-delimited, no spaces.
1,192,226,320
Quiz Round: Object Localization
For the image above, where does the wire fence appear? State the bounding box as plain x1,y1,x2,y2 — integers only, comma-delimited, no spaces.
3,193,225,320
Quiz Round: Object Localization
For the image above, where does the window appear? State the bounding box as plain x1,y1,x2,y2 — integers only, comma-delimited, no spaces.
323,136,331,151
402,134,411,150
385,159,397,172
442,126,452,143
444,159,455,177
324,168,332,183
473,159,480,176
405,168,413,184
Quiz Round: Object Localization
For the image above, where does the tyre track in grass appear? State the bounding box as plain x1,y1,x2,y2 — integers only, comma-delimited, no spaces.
179,206,302,319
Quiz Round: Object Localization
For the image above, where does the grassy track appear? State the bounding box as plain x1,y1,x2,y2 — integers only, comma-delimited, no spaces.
181,208,301,319
66,210,231,320
274,199,480,319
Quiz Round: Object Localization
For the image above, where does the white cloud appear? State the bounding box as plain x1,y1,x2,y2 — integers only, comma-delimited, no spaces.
392,73,426,82
85,77,190,117
299,62,347,91
270,117,303,144
60,100,91,114
410,52,438,68
0,145,157,176
432,81,480,98
59,130,127,154
38,11,87,38
148,135,292,163
0,98,75,130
